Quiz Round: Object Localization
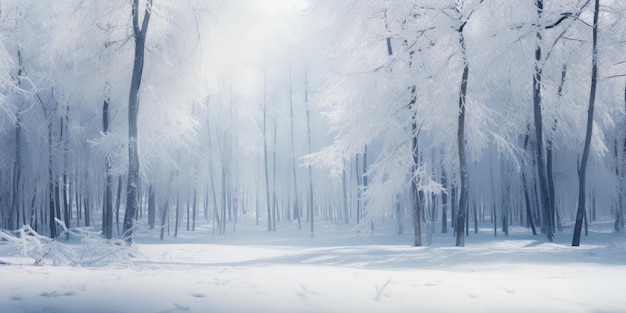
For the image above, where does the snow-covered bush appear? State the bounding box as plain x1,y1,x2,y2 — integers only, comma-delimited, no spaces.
0,219,142,267
0,225,77,266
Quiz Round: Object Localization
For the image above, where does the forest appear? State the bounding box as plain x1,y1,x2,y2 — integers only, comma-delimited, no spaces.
0,0,625,248
2,1,626,312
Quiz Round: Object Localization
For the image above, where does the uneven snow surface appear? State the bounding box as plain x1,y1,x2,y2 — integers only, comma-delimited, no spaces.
0,222,624,313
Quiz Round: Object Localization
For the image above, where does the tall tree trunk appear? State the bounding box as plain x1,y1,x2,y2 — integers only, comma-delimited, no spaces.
363,144,370,230
547,65,567,233
616,84,626,232
411,127,422,246
272,120,277,231
456,23,470,247
11,49,23,231
305,71,314,237
115,175,123,237
192,189,197,231
501,161,510,236
572,0,599,246
160,200,168,240
123,0,153,244
206,107,220,234
342,162,349,224
174,193,179,237
221,165,227,233
533,0,554,242
148,184,155,230
441,165,448,234
186,195,190,231
522,133,538,235
288,65,302,229
103,90,113,239
355,154,362,225
48,116,57,238
263,51,272,232
61,107,70,240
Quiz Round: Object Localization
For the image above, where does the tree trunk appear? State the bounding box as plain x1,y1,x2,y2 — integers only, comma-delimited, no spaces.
412,127,422,246
547,65,567,233
206,108,220,234
103,92,113,239
186,195,190,231
456,24,470,247
48,117,58,238
572,0,599,246
355,154,362,225
616,84,626,232
11,49,23,231
501,162,510,236
441,165,448,234
473,202,478,234
174,193,180,237
288,65,302,229
123,0,153,244
342,163,349,224
148,184,155,230
272,120,277,231
533,0,554,242
160,200,168,240
363,144,370,231
522,134,538,235
305,71,315,237
192,189,197,231
115,176,123,237
412,172,422,246
262,50,272,232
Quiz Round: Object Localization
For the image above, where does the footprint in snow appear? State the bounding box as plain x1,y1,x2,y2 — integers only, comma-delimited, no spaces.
39,291,75,298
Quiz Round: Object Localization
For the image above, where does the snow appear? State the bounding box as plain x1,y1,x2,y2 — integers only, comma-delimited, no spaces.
0,221,625,313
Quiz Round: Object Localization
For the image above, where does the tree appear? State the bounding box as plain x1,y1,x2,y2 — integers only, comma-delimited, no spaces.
123,0,153,244
454,1,474,247
572,0,599,247
103,87,113,239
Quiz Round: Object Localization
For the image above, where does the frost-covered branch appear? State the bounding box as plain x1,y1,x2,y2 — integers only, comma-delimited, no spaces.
0,220,141,267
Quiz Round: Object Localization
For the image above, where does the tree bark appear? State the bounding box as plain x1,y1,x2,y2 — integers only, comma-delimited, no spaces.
263,51,272,232
411,125,422,246
103,91,113,239
305,71,314,237
192,189,197,231
123,0,153,244
160,200,168,240
572,0,599,246
174,193,179,237
522,133,538,235
355,154,362,225
533,0,555,242
10,49,23,231
148,184,155,230
47,112,57,238
288,65,302,229
115,175,123,237
456,24,470,247
441,165,448,234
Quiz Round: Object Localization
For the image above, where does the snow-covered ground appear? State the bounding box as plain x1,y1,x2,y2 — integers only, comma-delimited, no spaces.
0,220,625,313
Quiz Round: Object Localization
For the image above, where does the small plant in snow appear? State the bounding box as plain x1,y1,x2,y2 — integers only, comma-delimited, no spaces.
0,219,141,267
374,279,392,301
